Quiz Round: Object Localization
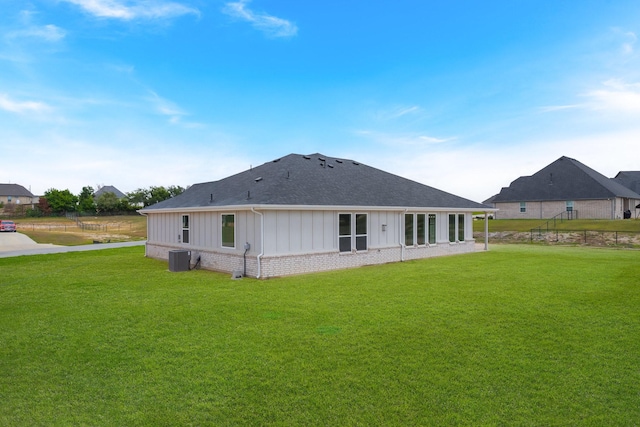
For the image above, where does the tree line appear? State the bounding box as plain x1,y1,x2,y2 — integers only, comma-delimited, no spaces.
28,185,185,217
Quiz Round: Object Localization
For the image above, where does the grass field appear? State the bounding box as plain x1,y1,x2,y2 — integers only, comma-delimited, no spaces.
9,215,147,245
1,245,639,425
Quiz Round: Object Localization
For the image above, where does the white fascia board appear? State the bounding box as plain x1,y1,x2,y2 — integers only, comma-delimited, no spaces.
140,204,497,214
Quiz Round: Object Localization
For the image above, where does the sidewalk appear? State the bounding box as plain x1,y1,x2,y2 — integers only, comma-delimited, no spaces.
0,240,146,258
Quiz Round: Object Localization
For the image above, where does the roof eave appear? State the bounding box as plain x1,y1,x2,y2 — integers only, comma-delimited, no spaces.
139,203,497,214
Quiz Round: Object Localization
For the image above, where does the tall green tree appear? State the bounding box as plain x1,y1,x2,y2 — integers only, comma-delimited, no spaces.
78,186,96,214
44,188,78,214
95,192,120,213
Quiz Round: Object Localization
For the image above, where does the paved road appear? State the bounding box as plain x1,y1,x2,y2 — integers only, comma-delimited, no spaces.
0,232,145,258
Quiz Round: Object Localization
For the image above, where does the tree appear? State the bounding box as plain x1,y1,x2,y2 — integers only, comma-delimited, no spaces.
125,185,185,208
126,188,150,207
78,186,96,214
148,186,171,206
167,185,185,198
44,188,78,214
95,192,120,214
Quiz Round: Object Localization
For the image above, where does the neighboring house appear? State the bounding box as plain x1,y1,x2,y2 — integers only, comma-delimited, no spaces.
140,153,496,278
94,185,126,199
0,183,37,207
485,156,640,219
613,171,640,195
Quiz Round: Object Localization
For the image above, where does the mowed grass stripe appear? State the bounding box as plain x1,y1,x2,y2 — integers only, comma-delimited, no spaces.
1,245,639,426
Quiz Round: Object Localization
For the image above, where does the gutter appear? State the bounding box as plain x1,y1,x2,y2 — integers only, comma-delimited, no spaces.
400,208,408,262
138,210,149,257
251,207,264,279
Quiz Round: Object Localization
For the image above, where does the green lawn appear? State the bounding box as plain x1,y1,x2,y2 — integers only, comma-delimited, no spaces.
1,246,639,426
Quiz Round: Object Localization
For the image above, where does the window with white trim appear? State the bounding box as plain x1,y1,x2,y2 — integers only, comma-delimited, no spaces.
181,215,190,244
339,213,368,252
458,213,465,242
520,202,526,213
428,214,436,244
405,213,436,246
404,213,414,246
221,214,235,248
449,213,465,243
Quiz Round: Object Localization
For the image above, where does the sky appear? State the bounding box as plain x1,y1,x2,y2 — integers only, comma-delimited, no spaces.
1,0,640,203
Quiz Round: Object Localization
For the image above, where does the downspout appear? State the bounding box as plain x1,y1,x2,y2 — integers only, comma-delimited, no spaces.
400,208,408,261
251,207,264,279
484,211,489,251
138,211,149,257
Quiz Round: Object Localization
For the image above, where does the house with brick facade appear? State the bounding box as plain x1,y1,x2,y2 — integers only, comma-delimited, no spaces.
140,153,495,278
485,156,640,220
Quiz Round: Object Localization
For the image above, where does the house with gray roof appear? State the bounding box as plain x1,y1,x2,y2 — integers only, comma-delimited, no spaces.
486,156,640,219
0,183,37,207
94,185,126,199
140,153,496,278
613,171,640,195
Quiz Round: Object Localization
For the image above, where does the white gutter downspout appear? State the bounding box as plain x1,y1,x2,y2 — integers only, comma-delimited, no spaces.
400,208,408,261
251,207,264,279
484,211,489,251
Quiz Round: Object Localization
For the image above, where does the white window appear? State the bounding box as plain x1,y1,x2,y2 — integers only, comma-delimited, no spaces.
520,202,526,213
448,213,465,243
181,215,190,244
339,213,367,252
221,214,235,248
405,213,436,246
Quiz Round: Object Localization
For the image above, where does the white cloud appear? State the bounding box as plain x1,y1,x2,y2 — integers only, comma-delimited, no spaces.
6,24,66,42
145,90,204,128
62,0,199,21
222,0,297,38
0,94,52,114
355,130,454,147
584,79,640,113
613,28,637,55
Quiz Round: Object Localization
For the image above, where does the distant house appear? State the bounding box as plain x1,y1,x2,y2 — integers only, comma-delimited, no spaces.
0,183,37,207
94,185,126,199
140,153,496,278
486,156,640,219
613,171,640,195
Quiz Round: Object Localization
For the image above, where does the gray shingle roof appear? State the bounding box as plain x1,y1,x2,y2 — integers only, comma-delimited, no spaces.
0,183,35,198
142,153,490,211
613,171,640,194
492,156,640,202
94,186,126,199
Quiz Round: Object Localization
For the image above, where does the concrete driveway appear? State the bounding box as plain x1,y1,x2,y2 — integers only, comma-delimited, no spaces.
0,232,145,258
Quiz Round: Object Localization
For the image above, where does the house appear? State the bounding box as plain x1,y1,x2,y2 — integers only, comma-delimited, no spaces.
94,185,126,199
140,153,496,278
0,183,37,207
485,156,640,219
613,171,640,194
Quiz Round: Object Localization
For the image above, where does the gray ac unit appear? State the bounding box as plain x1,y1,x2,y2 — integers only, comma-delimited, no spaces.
169,250,190,272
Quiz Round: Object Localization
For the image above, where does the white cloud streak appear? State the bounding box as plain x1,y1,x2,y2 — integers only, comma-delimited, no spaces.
6,24,66,42
0,94,52,114
62,0,199,20
584,79,640,113
222,0,297,38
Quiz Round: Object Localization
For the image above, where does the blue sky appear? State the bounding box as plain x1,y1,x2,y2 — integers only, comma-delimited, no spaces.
1,1,639,202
